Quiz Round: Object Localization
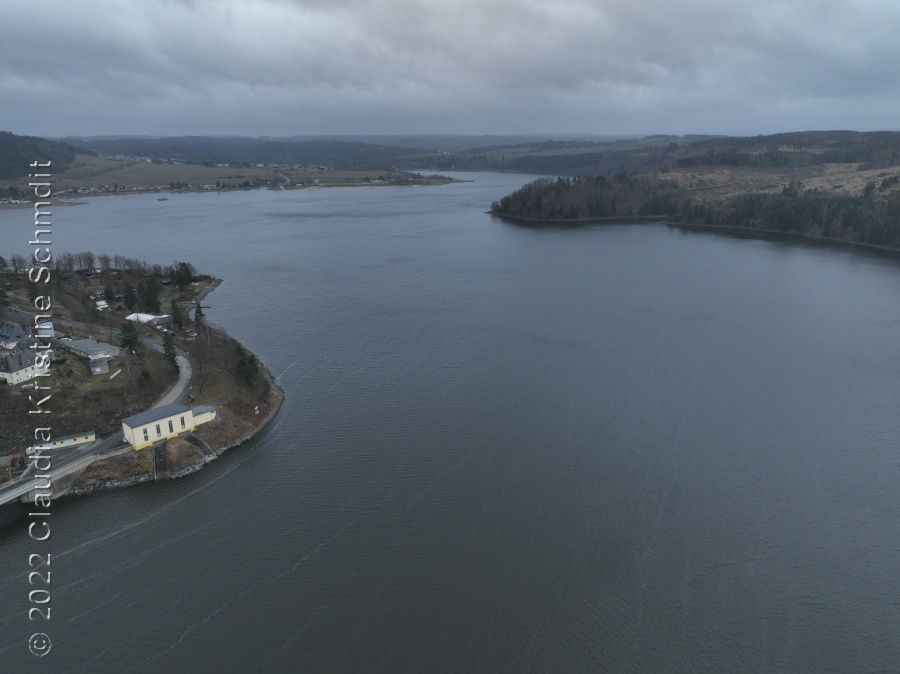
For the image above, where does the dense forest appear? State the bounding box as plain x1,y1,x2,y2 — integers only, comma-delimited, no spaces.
6,129,900,182
491,174,672,220
0,131,89,180
491,174,900,250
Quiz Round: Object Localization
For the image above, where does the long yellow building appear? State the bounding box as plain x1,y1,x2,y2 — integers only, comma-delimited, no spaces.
122,402,216,450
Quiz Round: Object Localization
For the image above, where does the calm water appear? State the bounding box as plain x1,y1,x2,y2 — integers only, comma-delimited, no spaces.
1,174,899,672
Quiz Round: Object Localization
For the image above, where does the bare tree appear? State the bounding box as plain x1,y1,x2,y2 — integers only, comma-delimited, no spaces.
58,252,76,273
11,253,26,273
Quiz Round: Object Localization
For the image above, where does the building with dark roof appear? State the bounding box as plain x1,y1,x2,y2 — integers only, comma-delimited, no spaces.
0,322,26,350
0,349,47,385
59,338,120,359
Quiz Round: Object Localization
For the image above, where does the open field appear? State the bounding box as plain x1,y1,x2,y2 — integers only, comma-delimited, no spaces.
36,162,279,190
282,168,455,187
53,155,138,181
4,159,453,193
664,163,900,204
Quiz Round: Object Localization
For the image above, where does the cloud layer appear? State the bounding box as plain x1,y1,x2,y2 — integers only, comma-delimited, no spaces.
4,0,899,136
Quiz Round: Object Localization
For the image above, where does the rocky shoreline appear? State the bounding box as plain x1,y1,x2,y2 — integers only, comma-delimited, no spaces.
68,360,284,498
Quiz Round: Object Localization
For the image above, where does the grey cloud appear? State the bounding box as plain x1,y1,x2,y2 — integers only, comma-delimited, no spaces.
2,0,899,136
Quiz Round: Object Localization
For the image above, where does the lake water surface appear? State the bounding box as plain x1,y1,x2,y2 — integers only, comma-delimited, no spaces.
1,173,899,672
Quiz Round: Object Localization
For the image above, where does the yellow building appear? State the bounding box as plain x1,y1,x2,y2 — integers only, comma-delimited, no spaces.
122,402,216,450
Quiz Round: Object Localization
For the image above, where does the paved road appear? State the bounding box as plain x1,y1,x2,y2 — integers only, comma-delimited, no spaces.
0,432,129,505
6,307,194,404
1,308,196,504
154,354,192,407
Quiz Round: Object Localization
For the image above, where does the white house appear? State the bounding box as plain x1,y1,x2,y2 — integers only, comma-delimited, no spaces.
122,402,216,450
0,350,50,385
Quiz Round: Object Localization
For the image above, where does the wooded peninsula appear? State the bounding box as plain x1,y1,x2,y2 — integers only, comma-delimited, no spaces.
489,131,900,250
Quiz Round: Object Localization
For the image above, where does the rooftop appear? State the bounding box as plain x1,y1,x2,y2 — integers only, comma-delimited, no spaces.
62,338,118,356
0,322,26,344
123,402,191,428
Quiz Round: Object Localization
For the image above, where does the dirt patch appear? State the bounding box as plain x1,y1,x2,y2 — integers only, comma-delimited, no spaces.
73,448,154,489
193,407,251,450
166,437,203,473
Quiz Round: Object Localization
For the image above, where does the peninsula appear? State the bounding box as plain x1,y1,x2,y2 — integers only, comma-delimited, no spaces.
488,131,900,251
0,254,282,502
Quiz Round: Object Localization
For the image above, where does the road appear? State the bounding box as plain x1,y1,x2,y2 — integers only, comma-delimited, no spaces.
1,307,198,504
154,354,192,407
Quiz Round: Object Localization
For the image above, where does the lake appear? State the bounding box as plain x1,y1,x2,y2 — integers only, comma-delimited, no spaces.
1,173,899,672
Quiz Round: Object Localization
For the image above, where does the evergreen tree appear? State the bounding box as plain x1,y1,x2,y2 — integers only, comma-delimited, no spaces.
234,343,258,385
172,261,195,290
138,277,161,313
123,283,137,311
163,333,179,373
120,321,139,351
26,279,39,303
170,298,183,330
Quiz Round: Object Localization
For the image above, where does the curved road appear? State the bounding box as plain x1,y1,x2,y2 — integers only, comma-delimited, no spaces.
153,354,192,407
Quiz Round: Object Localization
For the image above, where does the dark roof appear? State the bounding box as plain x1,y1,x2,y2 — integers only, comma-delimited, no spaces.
65,338,117,356
0,322,26,344
0,350,37,373
123,402,191,428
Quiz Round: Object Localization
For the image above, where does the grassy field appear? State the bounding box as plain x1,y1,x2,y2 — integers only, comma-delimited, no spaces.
281,168,453,187
664,163,900,203
190,371,228,404
48,162,278,189
55,155,137,180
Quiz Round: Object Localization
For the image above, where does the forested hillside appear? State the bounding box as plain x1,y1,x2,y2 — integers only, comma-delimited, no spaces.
491,172,900,250
0,131,89,180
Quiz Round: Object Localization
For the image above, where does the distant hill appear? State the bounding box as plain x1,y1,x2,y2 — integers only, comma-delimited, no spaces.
63,136,424,169
0,131,92,180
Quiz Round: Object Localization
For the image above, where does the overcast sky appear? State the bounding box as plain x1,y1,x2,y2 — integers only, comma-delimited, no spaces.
3,0,899,138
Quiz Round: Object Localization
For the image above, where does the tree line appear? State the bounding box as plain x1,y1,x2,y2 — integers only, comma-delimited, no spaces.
490,174,900,249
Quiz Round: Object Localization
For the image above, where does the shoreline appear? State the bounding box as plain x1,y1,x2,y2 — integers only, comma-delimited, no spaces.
0,175,462,209
488,211,667,225
665,220,900,257
2,276,284,503
69,363,285,497
490,211,900,256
